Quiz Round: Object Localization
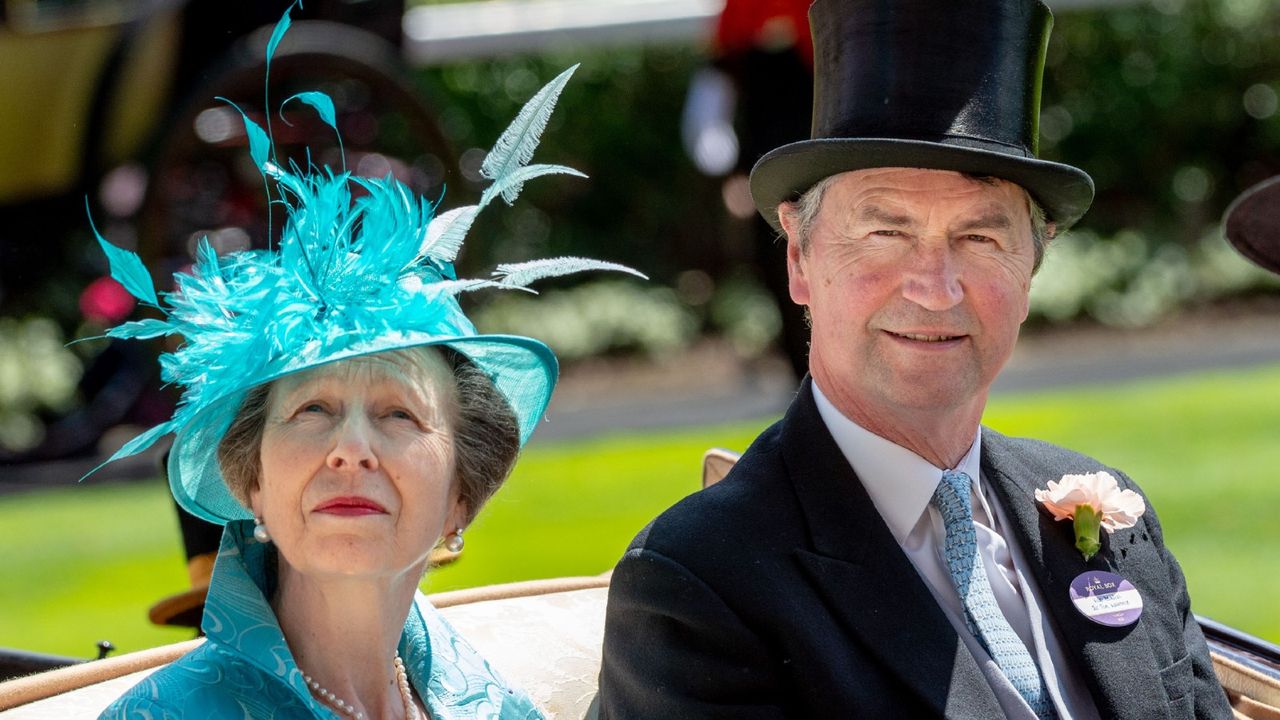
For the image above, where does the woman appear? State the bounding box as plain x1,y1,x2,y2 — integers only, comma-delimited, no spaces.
96,12,637,718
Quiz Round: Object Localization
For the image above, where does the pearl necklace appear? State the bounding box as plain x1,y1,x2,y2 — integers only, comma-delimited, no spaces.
302,653,419,720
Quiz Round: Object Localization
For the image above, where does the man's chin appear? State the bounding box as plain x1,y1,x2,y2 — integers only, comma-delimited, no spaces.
871,370,986,413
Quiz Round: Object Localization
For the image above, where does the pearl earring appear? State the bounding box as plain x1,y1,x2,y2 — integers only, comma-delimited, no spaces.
444,529,464,553
253,517,271,543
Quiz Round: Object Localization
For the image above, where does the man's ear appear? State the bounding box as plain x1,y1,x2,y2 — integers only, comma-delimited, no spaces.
779,203,811,306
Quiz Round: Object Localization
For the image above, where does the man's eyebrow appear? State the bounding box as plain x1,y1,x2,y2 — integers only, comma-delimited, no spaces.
954,209,1015,232
854,205,914,226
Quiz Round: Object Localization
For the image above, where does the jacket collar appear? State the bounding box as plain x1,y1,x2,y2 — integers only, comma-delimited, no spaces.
201,521,338,715
979,432,1169,720
783,378,1005,718
201,521,437,718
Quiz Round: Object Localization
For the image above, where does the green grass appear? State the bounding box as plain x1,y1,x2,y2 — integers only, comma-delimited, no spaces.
3,364,1279,658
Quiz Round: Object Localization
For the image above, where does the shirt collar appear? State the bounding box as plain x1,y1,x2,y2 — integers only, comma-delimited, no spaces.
812,381,983,545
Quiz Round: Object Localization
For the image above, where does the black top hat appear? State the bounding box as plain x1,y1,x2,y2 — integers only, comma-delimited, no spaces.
1224,175,1280,275
750,0,1095,231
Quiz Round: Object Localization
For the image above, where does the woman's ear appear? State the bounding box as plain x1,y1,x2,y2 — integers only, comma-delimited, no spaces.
246,483,262,518
444,497,468,538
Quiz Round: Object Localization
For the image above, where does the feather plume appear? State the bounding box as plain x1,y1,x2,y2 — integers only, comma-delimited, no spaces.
90,56,652,480
420,205,478,263
492,257,648,288
479,64,578,202
194,237,220,277
219,99,271,173
106,319,177,340
265,5,293,70
282,91,337,131
430,278,502,296
88,206,158,306
263,4,296,163
480,164,586,208
282,90,344,170
81,420,177,481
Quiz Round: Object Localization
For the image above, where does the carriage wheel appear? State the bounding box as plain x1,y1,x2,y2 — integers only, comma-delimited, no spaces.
137,19,457,275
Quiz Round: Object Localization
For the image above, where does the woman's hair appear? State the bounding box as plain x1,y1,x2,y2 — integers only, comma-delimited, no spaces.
216,346,521,527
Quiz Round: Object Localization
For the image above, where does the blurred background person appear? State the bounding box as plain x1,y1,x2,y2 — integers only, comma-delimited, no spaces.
682,0,814,381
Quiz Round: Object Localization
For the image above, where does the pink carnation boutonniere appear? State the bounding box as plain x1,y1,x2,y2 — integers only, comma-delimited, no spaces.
1034,472,1146,561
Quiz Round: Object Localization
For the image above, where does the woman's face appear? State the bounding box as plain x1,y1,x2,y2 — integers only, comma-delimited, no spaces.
249,350,464,581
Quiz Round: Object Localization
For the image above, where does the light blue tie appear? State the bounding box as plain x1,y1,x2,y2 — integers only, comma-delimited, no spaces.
934,470,1057,719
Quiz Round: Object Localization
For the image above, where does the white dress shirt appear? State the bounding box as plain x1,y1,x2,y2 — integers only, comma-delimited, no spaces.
812,382,1099,720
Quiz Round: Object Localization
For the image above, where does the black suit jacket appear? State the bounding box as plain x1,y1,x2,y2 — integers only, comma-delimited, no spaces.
598,379,1230,719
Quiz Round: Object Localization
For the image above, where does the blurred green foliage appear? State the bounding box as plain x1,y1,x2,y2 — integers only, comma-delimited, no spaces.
413,0,1280,321
1043,0,1280,242
1030,226,1280,327
473,279,699,361
0,318,82,451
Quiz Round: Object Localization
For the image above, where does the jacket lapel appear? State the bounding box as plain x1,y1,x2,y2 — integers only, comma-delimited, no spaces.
783,380,1004,719
980,430,1170,720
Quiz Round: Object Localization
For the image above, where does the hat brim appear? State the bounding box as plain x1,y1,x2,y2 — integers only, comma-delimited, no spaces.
148,587,208,628
168,332,557,525
749,138,1095,232
1224,175,1280,275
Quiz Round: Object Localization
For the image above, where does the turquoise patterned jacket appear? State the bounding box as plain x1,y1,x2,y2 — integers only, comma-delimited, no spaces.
101,521,543,719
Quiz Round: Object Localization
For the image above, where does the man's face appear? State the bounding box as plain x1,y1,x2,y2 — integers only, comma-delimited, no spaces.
783,168,1036,418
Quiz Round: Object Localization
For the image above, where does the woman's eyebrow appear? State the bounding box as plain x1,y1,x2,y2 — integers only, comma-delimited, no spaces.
276,375,342,403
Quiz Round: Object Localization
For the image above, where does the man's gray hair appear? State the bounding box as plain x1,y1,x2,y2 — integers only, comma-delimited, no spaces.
781,173,1053,273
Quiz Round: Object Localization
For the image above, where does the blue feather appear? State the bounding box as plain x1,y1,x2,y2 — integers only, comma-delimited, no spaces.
265,6,294,72
107,318,176,340
81,420,177,481
87,203,158,306
480,64,579,202
194,237,220,275
281,90,344,170
282,91,337,133
219,99,271,173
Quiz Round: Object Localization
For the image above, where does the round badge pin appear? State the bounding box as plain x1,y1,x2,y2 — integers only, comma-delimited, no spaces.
1069,571,1143,627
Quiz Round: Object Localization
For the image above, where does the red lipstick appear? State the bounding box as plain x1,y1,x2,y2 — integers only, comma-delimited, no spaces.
313,496,387,516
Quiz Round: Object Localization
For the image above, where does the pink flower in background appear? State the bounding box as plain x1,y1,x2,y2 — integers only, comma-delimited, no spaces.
1035,472,1146,560
80,276,137,325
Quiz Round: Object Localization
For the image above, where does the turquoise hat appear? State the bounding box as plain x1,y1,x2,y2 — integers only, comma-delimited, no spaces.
90,12,641,524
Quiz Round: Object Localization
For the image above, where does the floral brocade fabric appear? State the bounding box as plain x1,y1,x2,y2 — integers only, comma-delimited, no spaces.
101,521,543,719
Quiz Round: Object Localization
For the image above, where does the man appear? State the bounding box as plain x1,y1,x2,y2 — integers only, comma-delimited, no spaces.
598,1,1232,718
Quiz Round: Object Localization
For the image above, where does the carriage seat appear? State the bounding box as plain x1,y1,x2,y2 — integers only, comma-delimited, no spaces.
0,576,609,720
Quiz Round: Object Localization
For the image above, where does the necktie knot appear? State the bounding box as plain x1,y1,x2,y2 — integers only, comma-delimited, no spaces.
934,469,974,519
